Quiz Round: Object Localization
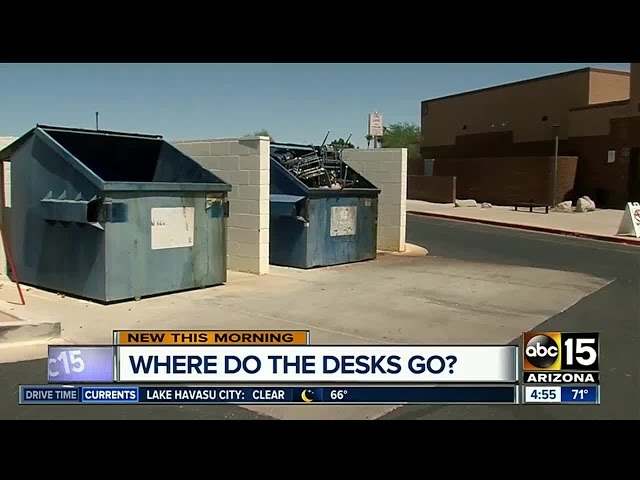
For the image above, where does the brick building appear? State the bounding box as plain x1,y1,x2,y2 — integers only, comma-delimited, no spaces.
416,64,640,208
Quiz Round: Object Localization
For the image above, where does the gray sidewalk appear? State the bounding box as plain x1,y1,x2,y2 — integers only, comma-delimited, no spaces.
0,252,610,419
407,200,639,245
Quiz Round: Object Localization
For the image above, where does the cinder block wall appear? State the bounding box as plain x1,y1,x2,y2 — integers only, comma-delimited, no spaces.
0,136,17,277
173,137,270,275
342,148,407,252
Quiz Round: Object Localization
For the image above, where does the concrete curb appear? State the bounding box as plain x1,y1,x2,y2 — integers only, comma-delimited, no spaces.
379,243,429,257
408,211,640,246
0,337,69,363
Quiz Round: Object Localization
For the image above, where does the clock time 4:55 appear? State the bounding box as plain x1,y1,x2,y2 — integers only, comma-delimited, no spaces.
524,386,560,403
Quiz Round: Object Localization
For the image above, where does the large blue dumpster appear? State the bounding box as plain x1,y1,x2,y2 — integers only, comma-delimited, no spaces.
269,142,380,269
0,125,231,303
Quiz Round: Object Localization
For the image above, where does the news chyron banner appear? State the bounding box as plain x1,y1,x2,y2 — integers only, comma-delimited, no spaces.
55,329,517,384
20,385,518,405
47,330,310,383
114,330,310,346
22,330,521,406
521,331,600,405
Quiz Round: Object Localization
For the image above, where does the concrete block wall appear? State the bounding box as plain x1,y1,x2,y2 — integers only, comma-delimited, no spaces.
0,137,15,207
0,136,17,277
342,148,407,252
173,137,270,275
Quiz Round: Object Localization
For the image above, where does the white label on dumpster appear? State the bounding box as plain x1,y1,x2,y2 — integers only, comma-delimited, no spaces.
151,207,195,250
330,206,357,236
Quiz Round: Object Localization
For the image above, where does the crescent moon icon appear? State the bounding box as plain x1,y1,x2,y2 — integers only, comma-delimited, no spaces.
301,389,313,403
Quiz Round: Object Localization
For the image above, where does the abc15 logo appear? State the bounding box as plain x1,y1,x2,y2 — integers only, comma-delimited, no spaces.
522,332,600,371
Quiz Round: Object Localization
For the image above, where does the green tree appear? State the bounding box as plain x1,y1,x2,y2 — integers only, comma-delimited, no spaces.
379,122,421,163
329,137,355,150
246,129,274,142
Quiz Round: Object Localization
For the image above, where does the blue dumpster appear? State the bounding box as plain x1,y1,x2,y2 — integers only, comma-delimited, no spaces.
269,142,380,269
0,125,231,303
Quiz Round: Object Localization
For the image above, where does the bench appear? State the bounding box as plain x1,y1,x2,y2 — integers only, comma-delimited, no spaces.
514,202,550,214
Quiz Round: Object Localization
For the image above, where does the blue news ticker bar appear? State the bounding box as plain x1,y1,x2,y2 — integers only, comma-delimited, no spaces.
560,386,599,403
19,385,517,405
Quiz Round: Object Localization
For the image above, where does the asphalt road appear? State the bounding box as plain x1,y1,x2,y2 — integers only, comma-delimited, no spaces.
379,214,640,420
1,214,638,419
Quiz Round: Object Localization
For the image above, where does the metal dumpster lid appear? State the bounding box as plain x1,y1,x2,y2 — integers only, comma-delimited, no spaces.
1,125,164,161
1,125,231,193
37,124,163,140
270,194,306,204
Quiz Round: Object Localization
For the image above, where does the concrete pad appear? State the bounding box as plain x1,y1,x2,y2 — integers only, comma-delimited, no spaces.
248,404,400,420
0,255,611,420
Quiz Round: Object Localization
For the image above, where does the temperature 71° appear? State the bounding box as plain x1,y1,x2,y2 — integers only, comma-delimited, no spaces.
572,388,589,400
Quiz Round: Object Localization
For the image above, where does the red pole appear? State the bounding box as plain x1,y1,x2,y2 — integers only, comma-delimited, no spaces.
0,225,25,305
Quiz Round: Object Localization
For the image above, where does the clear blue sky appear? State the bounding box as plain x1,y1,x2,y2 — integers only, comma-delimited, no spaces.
0,63,630,147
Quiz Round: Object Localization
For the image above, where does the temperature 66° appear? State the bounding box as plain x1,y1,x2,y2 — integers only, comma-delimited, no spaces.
330,389,348,400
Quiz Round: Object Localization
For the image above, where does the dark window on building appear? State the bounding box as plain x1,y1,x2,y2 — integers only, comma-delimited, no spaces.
542,115,548,121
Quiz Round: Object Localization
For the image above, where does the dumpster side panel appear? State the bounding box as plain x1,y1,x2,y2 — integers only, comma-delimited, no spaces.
305,196,378,268
104,191,227,302
270,160,307,196
269,216,309,268
269,160,310,268
10,135,107,300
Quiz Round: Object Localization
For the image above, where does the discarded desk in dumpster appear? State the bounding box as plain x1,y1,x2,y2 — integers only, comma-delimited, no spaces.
269,141,380,269
0,125,231,303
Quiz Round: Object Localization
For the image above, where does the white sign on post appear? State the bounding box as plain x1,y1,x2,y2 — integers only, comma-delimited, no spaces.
368,113,383,137
616,202,640,237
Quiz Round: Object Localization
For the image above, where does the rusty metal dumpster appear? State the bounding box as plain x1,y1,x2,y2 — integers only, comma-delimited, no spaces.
0,125,231,303
269,142,380,269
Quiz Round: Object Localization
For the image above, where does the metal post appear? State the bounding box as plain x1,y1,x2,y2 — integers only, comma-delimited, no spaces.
95,112,99,131
552,125,560,206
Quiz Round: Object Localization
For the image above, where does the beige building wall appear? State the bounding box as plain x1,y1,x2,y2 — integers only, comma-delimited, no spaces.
422,70,591,146
342,148,407,252
588,70,630,105
174,137,270,275
422,68,633,148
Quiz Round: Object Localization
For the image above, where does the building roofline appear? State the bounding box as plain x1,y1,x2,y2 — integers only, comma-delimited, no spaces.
421,67,630,104
589,67,630,76
569,99,630,112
